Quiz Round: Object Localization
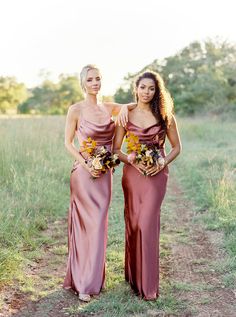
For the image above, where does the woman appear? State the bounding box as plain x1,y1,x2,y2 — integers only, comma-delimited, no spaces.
63,64,135,302
113,71,181,300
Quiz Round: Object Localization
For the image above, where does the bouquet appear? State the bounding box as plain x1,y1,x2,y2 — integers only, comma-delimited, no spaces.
81,137,120,175
125,132,165,170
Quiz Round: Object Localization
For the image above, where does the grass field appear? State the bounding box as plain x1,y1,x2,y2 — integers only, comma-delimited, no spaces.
0,115,235,316
175,116,236,256
0,116,70,283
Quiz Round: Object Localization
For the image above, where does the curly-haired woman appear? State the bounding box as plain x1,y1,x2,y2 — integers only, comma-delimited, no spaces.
113,71,182,300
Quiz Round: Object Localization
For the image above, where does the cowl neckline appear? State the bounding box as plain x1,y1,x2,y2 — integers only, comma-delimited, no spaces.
78,116,114,129
127,120,162,130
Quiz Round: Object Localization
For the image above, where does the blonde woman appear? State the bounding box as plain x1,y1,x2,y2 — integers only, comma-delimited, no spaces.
63,65,135,302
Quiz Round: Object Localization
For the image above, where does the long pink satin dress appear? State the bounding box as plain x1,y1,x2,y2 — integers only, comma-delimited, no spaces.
122,121,169,300
63,115,115,295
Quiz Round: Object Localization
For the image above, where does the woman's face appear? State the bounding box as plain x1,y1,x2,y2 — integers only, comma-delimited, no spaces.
84,69,101,94
136,78,156,103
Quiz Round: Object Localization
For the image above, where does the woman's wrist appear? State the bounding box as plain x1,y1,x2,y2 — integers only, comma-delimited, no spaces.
127,153,136,165
164,157,168,166
127,103,137,110
127,155,132,165
127,156,135,165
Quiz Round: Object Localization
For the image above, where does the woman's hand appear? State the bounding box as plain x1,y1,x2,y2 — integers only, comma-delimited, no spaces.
83,160,101,178
145,160,166,176
131,161,147,175
115,105,128,127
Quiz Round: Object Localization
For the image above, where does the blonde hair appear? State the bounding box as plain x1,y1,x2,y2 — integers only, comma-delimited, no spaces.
80,64,101,92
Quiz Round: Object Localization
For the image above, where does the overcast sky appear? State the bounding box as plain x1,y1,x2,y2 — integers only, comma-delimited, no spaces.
0,0,235,94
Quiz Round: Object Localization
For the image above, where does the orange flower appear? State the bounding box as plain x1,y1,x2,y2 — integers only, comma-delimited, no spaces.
81,137,97,155
125,132,142,154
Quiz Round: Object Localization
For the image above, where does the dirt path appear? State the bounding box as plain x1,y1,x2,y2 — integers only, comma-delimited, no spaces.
0,177,235,317
164,180,236,316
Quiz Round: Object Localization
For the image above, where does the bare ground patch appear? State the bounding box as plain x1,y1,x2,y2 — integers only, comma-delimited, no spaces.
166,179,236,317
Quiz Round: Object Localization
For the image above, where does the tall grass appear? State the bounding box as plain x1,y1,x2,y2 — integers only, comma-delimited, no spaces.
0,116,71,283
175,116,236,255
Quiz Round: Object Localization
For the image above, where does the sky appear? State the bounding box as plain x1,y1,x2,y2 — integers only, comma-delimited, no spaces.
0,0,235,95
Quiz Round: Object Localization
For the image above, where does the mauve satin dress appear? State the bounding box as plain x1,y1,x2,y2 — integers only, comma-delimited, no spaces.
63,116,115,295
122,121,169,300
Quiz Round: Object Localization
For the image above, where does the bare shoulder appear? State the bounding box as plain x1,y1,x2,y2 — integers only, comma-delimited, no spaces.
102,102,114,115
103,101,114,108
67,102,84,119
127,106,136,119
103,101,114,107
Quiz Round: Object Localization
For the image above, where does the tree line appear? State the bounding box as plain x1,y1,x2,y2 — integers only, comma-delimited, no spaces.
114,39,236,115
0,38,235,116
0,74,84,114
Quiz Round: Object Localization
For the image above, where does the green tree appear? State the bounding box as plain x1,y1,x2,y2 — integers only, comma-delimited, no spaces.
162,39,236,114
18,80,57,114
0,77,28,113
18,75,83,114
114,87,134,104
55,75,84,114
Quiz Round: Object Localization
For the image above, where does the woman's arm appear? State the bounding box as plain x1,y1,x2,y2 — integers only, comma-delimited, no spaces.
104,102,137,127
64,105,101,178
147,115,182,176
164,115,182,165
113,125,129,164
106,102,136,116
64,105,84,163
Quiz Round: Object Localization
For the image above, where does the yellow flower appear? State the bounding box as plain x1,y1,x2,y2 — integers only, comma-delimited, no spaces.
105,160,111,166
91,140,97,147
125,132,142,154
81,137,97,155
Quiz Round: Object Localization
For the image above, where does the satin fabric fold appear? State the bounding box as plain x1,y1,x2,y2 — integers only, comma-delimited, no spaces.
63,116,115,295
122,121,169,300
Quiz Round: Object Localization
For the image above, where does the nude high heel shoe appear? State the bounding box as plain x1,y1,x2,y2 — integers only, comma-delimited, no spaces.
79,293,91,302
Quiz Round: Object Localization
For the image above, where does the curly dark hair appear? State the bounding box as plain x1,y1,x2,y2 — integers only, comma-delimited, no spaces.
134,71,174,128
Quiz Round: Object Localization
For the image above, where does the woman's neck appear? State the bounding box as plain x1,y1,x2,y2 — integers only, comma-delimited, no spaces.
84,94,98,107
136,101,151,111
